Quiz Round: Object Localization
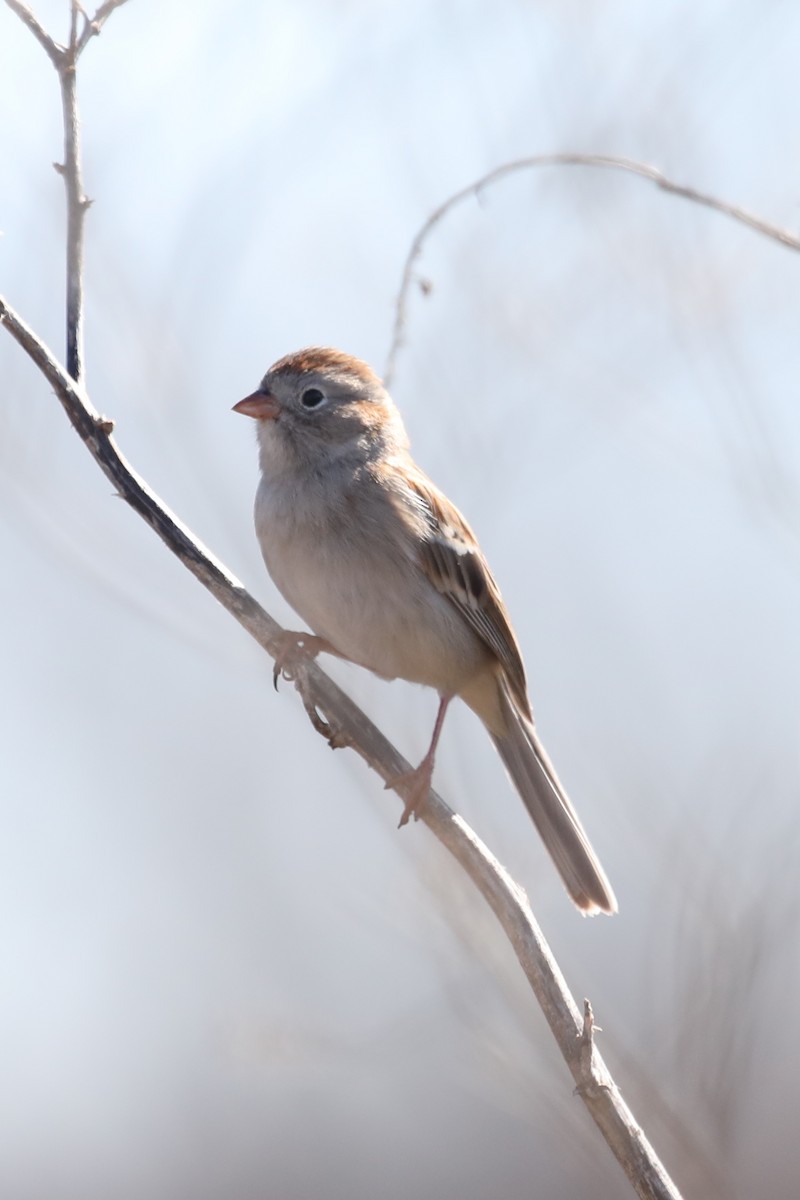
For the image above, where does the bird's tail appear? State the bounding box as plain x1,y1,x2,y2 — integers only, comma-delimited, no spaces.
491,684,617,915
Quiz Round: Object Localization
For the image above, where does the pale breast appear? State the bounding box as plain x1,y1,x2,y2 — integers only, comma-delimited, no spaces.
254,471,490,694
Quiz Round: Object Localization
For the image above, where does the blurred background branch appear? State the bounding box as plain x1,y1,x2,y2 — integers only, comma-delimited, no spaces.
386,153,800,384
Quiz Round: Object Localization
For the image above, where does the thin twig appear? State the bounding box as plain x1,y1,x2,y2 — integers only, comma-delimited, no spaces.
385,153,800,384
74,0,130,57
5,0,129,382
57,0,88,382
0,293,682,1200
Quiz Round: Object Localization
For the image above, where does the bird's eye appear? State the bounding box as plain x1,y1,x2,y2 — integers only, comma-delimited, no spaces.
300,387,325,409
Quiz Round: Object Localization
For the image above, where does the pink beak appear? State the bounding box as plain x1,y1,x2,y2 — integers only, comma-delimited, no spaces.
232,389,280,420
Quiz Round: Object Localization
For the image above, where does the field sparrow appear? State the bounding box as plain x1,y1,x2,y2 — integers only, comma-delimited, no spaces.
234,348,617,915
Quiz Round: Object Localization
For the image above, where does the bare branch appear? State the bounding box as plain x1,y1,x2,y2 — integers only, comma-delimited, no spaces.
385,153,800,384
6,0,128,382
3,0,64,65
0,293,683,1200
59,11,87,383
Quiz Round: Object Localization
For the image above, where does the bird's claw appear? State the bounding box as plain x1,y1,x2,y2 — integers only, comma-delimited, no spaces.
302,699,349,750
385,759,435,827
271,630,330,690
269,630,348,749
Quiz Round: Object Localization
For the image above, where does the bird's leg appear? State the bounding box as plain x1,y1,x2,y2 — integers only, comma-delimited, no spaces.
271,630,339,690
387,694,452,827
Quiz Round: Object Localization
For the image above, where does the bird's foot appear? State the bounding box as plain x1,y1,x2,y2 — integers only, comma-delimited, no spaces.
271,630,334,690
271,630,349,750
385,754,435,827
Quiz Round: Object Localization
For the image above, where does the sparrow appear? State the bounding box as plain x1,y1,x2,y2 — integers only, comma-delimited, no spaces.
234,347,616,914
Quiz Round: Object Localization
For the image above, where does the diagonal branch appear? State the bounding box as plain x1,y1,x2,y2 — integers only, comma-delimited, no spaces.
385,153,800,384
0,292,682,1200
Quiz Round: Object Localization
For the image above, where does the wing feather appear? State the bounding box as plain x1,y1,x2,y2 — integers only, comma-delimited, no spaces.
400,468,530,714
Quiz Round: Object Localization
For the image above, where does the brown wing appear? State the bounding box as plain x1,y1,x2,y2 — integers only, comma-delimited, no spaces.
405,469,530,715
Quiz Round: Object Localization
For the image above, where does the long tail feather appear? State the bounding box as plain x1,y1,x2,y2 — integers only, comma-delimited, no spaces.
492,685,617,915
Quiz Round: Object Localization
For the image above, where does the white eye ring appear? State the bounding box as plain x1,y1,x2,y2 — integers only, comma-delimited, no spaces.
300,387,326,410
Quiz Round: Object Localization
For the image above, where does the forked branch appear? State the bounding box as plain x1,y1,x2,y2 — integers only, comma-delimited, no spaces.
4,0,130,380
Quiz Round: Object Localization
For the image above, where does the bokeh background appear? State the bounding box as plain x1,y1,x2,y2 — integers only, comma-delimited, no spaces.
2,2,800,1197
